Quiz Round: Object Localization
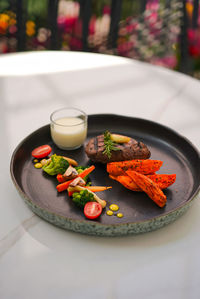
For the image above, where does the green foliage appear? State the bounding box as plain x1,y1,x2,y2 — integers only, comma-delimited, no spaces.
103,130,120,159
121,1,139,20
72,189,95,208
27,0,48,18
91,0,110,17
0,1,9,13
42,154,69,176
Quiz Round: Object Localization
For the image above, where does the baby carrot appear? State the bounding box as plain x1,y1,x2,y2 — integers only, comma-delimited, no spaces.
68,186,112,197
57,174,65,183
56,165,95,192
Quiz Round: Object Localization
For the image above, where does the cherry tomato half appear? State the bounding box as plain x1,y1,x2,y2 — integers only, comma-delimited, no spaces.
84,202,102,220
31,145,52,159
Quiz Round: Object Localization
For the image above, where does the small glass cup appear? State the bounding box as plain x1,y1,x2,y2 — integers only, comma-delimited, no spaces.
50,107,88,150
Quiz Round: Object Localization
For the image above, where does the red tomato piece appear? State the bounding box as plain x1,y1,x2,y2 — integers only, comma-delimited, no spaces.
31,145,52,159
84,202,102,220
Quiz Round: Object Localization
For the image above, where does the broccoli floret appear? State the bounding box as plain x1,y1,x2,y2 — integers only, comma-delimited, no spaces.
42,154,69,176
72,189,95,208
75,166,90,184
75,166,87,174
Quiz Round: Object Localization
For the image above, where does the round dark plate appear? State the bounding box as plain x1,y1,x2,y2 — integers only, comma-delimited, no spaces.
10,114,200,236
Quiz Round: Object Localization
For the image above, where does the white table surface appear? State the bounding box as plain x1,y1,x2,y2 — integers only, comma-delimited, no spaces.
0,51,200,299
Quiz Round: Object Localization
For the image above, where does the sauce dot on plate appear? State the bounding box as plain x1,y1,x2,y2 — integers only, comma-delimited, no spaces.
106,210,114,216
34,163,42,169
117,213,124,218
109,204,119,211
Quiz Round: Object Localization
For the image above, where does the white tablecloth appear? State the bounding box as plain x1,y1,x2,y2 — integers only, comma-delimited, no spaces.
0,51,200,299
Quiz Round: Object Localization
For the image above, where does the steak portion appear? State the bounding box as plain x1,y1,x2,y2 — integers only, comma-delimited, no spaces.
85,135,151,163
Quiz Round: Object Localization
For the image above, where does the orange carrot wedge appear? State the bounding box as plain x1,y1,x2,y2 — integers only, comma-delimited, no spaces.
109,174,140,191
110,173,176,192
126,170,167,208
56,165,95,192
68,186,112,197
107,159,163,176
147,174,176,190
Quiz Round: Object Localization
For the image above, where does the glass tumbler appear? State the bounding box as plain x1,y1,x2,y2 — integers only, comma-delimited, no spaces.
50,107,88,150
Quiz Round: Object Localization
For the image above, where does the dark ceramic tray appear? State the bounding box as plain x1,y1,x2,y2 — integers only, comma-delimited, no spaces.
10,114,200,236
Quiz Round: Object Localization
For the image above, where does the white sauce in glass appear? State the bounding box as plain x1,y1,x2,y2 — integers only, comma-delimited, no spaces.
51,117,87,149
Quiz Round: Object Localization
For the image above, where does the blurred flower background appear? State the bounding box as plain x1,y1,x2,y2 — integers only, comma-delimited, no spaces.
0,0,200,78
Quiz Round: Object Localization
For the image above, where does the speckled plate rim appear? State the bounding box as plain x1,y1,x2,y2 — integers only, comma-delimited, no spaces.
10,114,200,237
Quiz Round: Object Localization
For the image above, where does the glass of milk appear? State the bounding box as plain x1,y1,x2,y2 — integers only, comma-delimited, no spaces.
50,107,88,150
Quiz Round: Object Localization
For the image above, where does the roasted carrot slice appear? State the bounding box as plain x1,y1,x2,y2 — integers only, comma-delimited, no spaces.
107,160,163,176
68,186,112,197
110,173,176,192
56,165,95,192
147,174,176,189
109,174,140,191
126,170,167,208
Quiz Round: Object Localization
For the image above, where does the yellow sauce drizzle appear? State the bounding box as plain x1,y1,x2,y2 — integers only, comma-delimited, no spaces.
109,204,119,211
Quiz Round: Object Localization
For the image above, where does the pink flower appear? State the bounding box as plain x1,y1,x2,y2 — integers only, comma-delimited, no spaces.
148,12,158,24
117,41,134,56
65,17,77,29
89,16,96,35
151,56,177,68
188,28,196,41
103,5,111,15
73,19,82,37
189,45,200,57
187,28,200,58
146,0,159,11
57,16,66,28
126,23,138,34
117,43,127,55
70,37,82,50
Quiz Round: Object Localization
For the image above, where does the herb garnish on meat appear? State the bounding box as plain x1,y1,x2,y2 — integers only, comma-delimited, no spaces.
103,130,120,159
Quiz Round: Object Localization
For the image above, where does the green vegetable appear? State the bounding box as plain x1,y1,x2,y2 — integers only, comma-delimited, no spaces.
75,166,87,173
75,166,90,184
103,130,120,159
72,189,95,208
42,154,69,175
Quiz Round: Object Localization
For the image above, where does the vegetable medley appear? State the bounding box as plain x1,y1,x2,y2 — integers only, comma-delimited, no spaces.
31,145,110,219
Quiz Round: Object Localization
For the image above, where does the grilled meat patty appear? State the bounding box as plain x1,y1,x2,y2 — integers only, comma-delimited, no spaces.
85,135,151,163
